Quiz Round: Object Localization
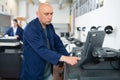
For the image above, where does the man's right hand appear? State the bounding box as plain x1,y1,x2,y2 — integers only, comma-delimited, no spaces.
59,55,81,66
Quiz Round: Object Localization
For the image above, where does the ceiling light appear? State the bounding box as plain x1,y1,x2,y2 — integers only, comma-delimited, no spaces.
39,0,47,3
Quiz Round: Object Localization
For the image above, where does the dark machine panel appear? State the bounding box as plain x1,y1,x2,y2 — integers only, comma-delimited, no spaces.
0,38,22,78
0,53,22,78
64,31,120,80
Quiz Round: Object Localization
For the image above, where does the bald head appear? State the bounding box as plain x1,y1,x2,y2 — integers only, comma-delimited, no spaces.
38,3,52,11
36,3,53,28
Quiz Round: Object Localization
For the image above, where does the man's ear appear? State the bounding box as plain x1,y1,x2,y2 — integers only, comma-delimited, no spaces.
36,11,38,16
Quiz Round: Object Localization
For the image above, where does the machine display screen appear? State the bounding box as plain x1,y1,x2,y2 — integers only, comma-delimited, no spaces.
78,31,105,66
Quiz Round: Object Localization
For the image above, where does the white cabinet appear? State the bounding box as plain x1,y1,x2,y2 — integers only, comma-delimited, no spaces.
0,0,18,16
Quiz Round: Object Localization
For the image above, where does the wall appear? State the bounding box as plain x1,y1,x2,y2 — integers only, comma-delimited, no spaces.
18,1,70,34
18,0,28,18
52,4,70,24
27,3,38,22
75,0,120,49
18,1,70,23
52,23,69,36
0,14,11,34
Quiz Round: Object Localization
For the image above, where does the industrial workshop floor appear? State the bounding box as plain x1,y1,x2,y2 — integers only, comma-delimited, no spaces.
0,65,63,80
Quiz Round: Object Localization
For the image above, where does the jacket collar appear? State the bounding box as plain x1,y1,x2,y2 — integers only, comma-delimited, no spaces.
34,18,51,31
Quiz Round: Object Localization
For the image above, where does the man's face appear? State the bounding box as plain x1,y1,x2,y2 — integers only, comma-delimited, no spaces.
37,5,53,26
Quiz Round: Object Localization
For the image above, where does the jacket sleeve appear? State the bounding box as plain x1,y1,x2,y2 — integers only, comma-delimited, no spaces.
23,24,62,65
4,27,12,36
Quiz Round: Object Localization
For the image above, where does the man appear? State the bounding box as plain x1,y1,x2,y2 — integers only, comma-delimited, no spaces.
21,3,80,80
4,19,23,41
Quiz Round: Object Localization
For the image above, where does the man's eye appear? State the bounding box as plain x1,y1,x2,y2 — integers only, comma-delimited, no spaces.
44,13,53,16
45,13,49,15
50,13,53,15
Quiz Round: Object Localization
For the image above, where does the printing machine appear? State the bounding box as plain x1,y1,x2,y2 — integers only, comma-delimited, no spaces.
64,31,120,80
0,37,22,79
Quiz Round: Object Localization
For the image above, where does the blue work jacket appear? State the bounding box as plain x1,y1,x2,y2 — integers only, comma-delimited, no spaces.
21,18,69,80
4,26,23,41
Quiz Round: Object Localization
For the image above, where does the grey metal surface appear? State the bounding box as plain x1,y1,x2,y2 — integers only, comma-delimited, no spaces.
64,63,120,80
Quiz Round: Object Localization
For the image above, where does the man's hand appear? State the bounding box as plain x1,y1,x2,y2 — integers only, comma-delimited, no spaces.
59,55,81,66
